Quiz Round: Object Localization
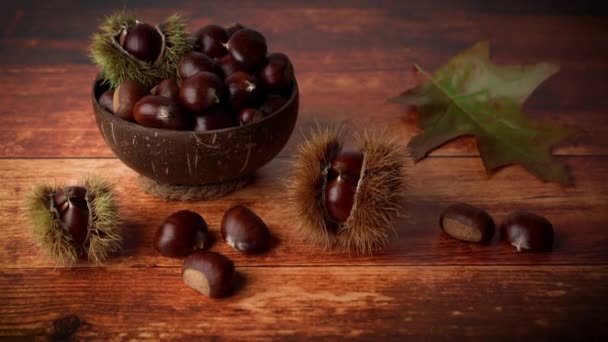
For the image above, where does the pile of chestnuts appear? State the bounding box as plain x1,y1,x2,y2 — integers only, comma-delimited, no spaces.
98,23,295,131
153,205,271,298
439,202,555,253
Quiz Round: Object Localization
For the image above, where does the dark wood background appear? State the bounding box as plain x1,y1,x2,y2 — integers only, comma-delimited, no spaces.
1,0,607,339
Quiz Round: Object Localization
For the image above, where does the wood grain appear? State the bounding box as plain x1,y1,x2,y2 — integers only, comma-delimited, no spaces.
1,157,606,268
1,1,606,69
1,0,607,339
0,65,603,158
1,266,606,339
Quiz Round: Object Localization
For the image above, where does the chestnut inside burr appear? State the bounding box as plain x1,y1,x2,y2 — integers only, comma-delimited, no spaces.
323,147,365,224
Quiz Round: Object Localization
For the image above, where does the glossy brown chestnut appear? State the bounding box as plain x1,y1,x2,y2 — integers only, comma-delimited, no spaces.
226,29,267,70
261,52,294,94
225,23,245,37
179,72,226,114
237,108,264,126
221,205,271,253
152,78,179,101
53,186,88,213
154,210,209,257
123,22,163,63
193,25,229,58
325,177,357,224
217,54,241,77
225,71,263,111
182,251,235,298
259,94,287,116
329,148,364,184
113,79,148,121
193,107,236,131
99,89,115,113
133,95,189,130
501,211,554,252
53,186,89,246
439,203,495,244
177,51,219,80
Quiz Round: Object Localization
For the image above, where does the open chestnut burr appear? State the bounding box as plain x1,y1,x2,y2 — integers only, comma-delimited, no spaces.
25,176,121,266
90,13,192,88
288,128,408,254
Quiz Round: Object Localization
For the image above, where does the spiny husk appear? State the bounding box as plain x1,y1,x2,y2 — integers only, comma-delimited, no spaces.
287,126,342,250
24,175,121,267
25,183,78,266
90,12,192,88
82,175,121,264
336,130,409,254
288,127,409,255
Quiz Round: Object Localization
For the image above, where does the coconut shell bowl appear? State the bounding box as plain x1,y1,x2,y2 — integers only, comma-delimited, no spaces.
92,78,299,200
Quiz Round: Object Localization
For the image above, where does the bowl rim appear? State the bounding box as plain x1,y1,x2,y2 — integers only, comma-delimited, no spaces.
92,76,299,135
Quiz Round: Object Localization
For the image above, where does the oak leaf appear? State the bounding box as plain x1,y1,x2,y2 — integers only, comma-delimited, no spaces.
389,41,578,185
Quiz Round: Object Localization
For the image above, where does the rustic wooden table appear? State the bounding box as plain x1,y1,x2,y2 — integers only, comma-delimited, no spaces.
1,1,607,340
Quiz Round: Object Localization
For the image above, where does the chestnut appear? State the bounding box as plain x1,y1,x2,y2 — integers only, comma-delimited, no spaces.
133,95,189,130
177,51,219,80
225,71,263,111
193,107,236,131
123,21,163,63
439,203,495,244
221,205,271,253
182,251,235,298
154,210,209,257
261,52,294,94
152,78,179,102
216,54,241,77
329,148,364,184
237,108,265,126
53,186,89,246
226,29,267,70
259,94,287,116
193,24,229,58
501,211,554,252
113,79,148,121
53,186,87,216
225,23,245,37
179,72,226,114
99,89,115,113
325,177,357,224
324,149,365,223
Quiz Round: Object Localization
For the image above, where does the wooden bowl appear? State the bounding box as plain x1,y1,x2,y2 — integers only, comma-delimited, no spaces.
92,77,299,185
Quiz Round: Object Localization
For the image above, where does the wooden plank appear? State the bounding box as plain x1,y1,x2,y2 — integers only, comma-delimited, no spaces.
1,18,606,79
0,66,603,158
1,157,606,268
1,1,606,68
1,266,606,339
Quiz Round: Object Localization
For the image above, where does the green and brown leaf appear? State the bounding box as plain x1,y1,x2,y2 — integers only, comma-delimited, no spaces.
389,41,579,185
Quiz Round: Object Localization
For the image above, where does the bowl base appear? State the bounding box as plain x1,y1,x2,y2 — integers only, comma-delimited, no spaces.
137,175,251,201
